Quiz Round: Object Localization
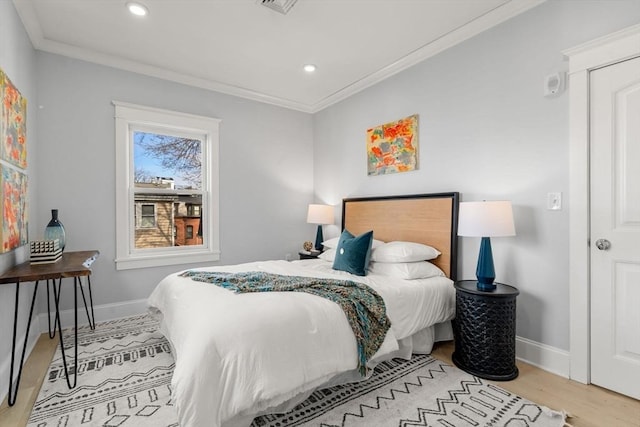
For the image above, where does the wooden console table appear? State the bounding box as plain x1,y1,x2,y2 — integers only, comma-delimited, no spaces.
0,250,99,406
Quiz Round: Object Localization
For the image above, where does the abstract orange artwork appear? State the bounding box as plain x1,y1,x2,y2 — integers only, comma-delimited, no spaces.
0,67,28,253
367,114,418,176
1,166,27,252
1,68,27,169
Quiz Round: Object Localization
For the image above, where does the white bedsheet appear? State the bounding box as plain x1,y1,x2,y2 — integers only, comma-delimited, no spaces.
147,259,455,427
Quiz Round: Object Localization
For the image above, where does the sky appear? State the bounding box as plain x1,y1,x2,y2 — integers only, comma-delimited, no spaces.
133,131,200,188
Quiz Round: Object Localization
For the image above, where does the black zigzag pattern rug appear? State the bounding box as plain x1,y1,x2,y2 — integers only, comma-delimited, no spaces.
28,314,566,427
27,314,176,427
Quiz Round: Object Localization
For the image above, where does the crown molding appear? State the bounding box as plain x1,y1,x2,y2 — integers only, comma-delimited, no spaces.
310,0,546,112
13,0,545,114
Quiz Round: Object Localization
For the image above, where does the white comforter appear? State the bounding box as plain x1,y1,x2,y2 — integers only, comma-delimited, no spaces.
147,259,455,427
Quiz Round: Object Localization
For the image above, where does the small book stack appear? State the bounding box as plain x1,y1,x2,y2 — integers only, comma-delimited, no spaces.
30,239,62,264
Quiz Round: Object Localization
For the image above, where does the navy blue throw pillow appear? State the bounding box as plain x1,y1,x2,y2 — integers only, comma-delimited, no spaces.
332,229,374,276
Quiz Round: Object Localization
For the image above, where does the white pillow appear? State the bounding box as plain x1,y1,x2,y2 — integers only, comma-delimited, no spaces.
368,261,445,280
318,248,336,262
370,241,441,263
323,236,384,250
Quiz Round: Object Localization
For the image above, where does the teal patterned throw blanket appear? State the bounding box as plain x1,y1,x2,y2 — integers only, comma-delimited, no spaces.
179,270,391,375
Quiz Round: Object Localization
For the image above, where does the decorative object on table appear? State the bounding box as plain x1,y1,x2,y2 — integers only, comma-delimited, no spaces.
0,67,29,254
299,250,321,260
302,241,313,252
29,239,62,264
306,204,334,251
1,67,28,169
366,114,418,176
457,200,515,291
44,209,66,252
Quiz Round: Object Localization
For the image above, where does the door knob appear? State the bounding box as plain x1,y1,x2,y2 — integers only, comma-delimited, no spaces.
595,239,611,250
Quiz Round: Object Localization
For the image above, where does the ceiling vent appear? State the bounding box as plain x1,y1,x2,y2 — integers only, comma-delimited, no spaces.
260,0,298,15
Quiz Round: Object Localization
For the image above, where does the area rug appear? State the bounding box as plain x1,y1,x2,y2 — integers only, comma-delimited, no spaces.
28,314,566,427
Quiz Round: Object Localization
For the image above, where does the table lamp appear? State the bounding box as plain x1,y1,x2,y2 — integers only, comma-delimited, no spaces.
458,200,516,291
306,204,334,251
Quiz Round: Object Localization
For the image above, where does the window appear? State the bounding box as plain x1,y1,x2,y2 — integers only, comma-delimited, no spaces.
187,204,201,217
114,101,220,270
138,204,156,228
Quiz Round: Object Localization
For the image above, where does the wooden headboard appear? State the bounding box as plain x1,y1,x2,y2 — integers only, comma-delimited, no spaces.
342,192,459,280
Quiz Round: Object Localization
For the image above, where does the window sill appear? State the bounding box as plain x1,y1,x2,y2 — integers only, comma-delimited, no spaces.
115,249,220,270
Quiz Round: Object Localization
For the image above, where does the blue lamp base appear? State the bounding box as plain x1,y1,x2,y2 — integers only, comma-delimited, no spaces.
476,237,496,291
314,225,324,251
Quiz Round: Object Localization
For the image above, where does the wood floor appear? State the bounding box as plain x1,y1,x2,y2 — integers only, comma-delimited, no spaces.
431,342,640,427
1,335,639,426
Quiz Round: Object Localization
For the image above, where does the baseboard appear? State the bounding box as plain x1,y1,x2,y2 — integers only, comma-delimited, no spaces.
37,298,149,332
516,335,570,378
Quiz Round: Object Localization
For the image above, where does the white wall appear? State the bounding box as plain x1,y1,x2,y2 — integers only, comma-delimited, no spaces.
313,0,640,352
0,0,40,405
1,3,316,398
3,0,640,401
34,52,315,314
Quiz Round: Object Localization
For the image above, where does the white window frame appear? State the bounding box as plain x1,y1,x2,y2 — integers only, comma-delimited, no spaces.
114,101,220,270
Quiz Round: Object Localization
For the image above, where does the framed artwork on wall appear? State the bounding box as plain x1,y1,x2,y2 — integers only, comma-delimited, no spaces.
366,114,418,176
0,67,28,253
1,68,27,169
1,165,28,252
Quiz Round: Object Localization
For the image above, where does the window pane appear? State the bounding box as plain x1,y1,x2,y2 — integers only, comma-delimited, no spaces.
140,217,155,228
133,131,204,249
134,192,203,248
141,205,155,216
134,131,202,190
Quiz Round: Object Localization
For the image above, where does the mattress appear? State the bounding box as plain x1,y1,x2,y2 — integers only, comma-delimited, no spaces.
147,258,455,427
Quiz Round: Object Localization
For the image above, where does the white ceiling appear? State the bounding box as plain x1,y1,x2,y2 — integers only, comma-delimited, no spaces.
14,0,545,113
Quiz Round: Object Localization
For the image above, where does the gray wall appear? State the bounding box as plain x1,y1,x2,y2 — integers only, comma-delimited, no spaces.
0,0,39,403
313,0,640,351
35,52,315,313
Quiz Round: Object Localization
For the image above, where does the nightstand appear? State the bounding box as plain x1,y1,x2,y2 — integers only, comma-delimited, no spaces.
452,280,520,381
298,250,322,260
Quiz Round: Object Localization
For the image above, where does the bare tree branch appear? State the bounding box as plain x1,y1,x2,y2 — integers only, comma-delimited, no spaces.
135,167,152,183
137,134,202,188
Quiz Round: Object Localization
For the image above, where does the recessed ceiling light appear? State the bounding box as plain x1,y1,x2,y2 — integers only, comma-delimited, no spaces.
303,64,317,73
127,2,148,16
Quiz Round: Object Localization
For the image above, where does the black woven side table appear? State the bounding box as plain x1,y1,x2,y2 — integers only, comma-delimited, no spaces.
452,280,520,381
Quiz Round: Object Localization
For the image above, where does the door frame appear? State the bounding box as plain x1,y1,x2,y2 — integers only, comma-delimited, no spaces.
564,23,640,384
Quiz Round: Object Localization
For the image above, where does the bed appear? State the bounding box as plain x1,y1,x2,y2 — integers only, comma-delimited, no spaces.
147,192,459,427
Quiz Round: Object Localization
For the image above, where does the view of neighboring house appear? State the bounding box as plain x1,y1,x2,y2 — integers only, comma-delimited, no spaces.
134,177,202,248
174,198,203,246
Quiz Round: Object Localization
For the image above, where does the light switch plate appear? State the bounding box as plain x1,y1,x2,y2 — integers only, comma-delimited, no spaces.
547,192,562,210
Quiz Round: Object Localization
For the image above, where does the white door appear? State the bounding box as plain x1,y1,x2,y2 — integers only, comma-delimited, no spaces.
590,56,640,399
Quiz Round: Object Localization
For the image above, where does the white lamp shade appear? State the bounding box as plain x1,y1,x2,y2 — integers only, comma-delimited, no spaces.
458,201,516,237
306,204,334,225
